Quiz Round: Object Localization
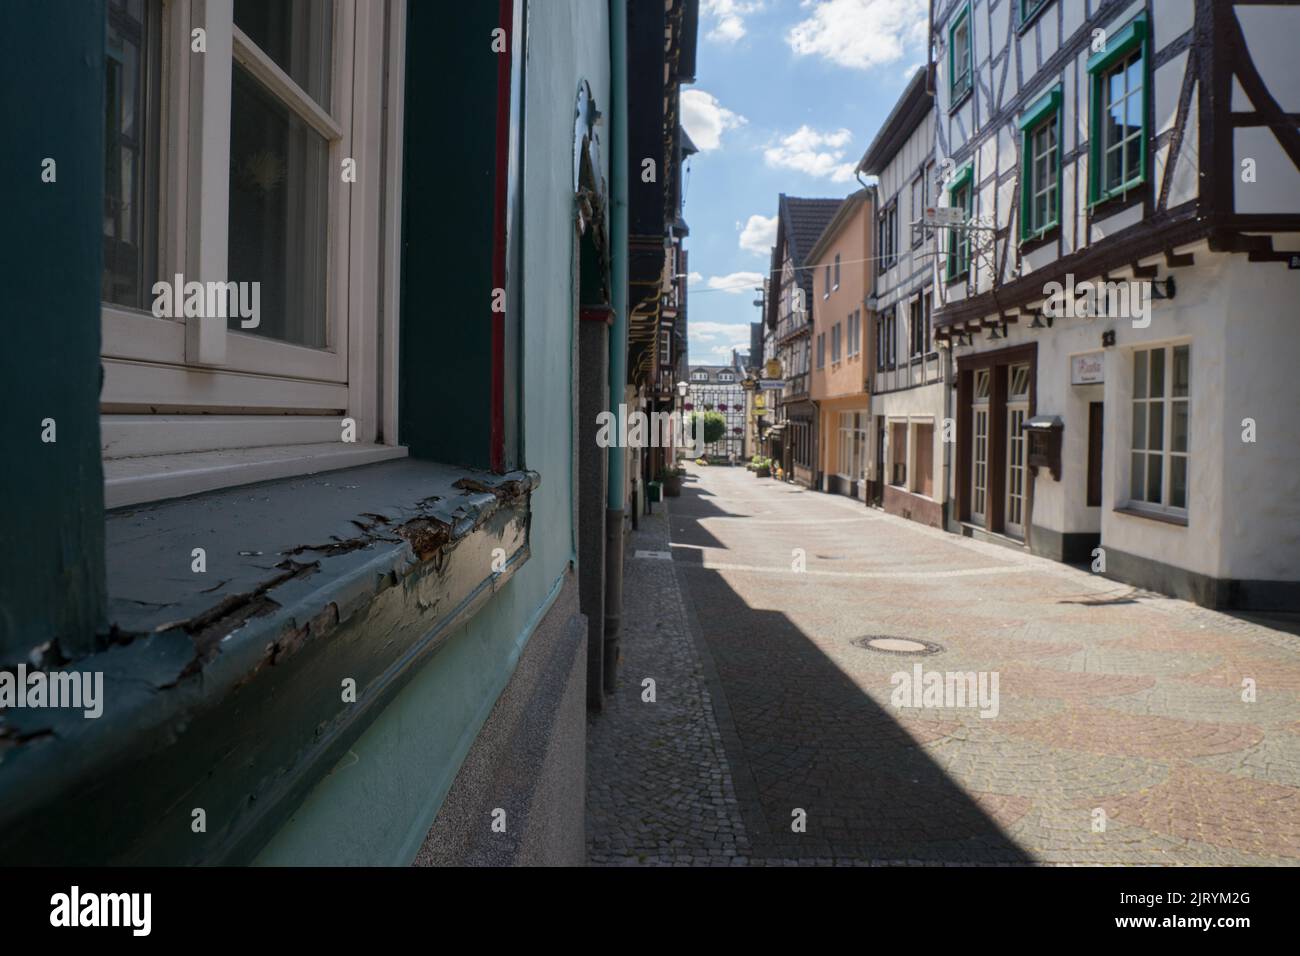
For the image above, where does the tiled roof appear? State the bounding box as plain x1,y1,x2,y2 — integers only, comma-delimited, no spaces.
777,195,843,307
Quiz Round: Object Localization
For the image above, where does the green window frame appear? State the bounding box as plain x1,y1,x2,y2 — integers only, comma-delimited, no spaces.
949,3,972,106
1018,86,1062,242
945,161,974,282
1087,15,1148,205
1021,0,1050,25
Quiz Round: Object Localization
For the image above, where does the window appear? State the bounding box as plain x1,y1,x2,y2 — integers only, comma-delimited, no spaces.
832,323,842,364
875,307,897,372
946,162,974,281
1019,87,1061,241
1129,345,1190,514
911,175,924,248
878,204,897,273
834,253,841,289
890,421,908,486
971,370,990,522
1021,0,1050,24
103,0,162,311
718,370,734,382
848,310,860,357
1088,16,1147,204
909,298,924,359
913,422,934,497
949,4,972,105
816,333,825,369
692,369,708,381
824,263,831,298
100,0,398,486
922,291,933,355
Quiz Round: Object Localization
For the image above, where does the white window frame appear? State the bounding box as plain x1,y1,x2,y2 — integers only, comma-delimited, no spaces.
100,0,406,503
1126,343,1190,518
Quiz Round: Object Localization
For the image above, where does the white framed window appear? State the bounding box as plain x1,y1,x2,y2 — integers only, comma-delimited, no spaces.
1129,344,1190,516
831,323,842,364
971,369,990,523
99,0,405,503
1005,364,1030,538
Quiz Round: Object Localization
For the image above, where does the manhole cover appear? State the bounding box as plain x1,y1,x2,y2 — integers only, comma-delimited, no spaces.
852,635,945,656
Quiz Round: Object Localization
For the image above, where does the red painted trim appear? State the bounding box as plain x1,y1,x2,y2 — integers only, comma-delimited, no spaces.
490,0,514,473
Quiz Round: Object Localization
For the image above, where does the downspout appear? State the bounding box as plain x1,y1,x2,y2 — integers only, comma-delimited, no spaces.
603,0,628,694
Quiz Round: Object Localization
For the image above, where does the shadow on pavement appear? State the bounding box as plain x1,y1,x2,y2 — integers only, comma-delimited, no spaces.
668,475,1033,864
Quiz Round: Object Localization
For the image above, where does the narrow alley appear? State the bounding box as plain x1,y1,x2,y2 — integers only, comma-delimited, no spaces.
587,465,1300,865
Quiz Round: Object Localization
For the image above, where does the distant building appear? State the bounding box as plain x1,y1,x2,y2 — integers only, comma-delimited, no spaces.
687,363,745,460
765,194,843,485
808,188,873,500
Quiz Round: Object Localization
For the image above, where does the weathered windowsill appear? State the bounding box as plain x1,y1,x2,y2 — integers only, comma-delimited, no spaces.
0,458,539,865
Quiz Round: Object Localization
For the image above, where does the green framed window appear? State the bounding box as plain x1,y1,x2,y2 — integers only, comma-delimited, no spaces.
1021,0,1050,25
1018,86,1062,241
945,161,974,282
949,4,972,105
1088,15,1148,204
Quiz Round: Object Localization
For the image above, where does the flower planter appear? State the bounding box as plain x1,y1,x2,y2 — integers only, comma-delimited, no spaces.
663,475,682,497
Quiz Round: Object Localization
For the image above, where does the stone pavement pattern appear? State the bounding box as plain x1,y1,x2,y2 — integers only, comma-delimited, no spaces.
587,464,1300,865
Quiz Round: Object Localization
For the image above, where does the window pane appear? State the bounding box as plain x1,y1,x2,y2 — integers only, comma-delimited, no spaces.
1133,350,1147,398
1150,347,1165,397
1147,453,1162,503
228,63,331,348
103,0,161,310
1124,135,1142,183
1171,456,1187,510
1131,401,1146,449
1148,401,1164,451
1106,145,1123,189
1172,401,1188,453
1131,452,1145,500
1172,345,1190,397
234,0,334,110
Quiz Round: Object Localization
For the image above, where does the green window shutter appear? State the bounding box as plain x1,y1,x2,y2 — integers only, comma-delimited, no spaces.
1087,15,1149,205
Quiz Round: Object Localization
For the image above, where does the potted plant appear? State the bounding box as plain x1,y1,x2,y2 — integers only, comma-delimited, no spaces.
754,456,771,478
661,466,683,497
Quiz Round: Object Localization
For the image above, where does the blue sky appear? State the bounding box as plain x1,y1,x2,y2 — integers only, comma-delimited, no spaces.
681,0,929,364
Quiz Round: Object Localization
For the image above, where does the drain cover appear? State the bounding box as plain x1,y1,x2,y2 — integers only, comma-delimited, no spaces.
853,635,944,656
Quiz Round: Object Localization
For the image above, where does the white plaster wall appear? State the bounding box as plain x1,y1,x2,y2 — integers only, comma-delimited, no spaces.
943,246,1286,581
1219,257,1300,581
872,382,947,502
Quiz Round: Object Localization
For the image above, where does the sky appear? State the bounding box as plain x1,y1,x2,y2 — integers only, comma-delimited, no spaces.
681,0,930,365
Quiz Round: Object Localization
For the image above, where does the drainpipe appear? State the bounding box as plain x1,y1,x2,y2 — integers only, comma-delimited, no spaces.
603,0,629,694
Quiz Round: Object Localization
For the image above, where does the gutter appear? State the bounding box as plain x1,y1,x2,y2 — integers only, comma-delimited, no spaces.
604,0,629,693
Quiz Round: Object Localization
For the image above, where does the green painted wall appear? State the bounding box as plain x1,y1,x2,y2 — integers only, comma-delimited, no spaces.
254,0,610,865
0,1,107,664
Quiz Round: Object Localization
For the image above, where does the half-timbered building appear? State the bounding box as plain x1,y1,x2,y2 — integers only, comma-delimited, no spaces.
858,67,945,525
929,0,1300,609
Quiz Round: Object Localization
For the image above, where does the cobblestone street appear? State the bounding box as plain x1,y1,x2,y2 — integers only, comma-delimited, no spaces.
586,464,1300,865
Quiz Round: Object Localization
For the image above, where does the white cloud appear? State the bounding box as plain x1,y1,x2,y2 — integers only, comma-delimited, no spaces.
689,321,753,362
764,125,857,182
702,0,763,43
787,0,928,71
703,271,765,294
738,214,778,256
681,90,747,152
688,271,704,284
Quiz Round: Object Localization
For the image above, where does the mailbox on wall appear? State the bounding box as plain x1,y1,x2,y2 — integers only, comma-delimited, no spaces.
1024,415,1064,481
